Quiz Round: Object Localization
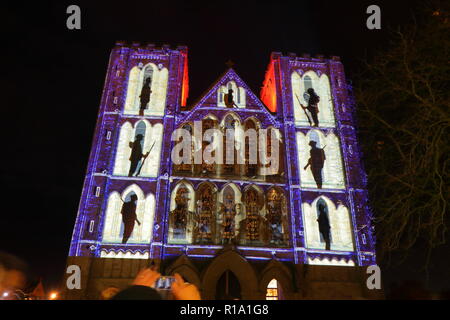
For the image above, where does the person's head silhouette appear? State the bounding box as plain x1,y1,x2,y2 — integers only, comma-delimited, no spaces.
135,134,144,141
309,140,317,148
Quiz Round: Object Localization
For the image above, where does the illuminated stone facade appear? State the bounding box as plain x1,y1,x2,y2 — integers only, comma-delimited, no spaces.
65,43,379,299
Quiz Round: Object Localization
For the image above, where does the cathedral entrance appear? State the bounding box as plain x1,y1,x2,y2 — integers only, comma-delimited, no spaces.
215,270,242,300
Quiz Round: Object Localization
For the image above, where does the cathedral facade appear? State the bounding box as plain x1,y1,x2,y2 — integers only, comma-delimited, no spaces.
65,42,379,299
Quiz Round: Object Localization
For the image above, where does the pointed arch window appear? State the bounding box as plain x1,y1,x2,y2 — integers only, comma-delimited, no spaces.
316,198,332,244
243,187,263,243
266,187,288,245
168,182,195,244
244,119,259,177
194,183,217,244
133,121,147,174
266,279,280,300
303,75,313,100
219,185,238,244
174,123,194,173
223,115,238,175
143,65,154,89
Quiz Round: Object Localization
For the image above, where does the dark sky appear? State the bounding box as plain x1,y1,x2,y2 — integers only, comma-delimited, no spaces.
2,0,447,294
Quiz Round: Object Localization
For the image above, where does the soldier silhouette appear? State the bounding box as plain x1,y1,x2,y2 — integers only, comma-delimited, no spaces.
301,88,320,127
139,77,152,116
120,194,141,244
224,89,238,108
317,203,331,250
128,134,149,177
304,140,326,189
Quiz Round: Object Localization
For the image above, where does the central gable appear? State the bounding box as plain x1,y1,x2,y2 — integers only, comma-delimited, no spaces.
178,68,278,127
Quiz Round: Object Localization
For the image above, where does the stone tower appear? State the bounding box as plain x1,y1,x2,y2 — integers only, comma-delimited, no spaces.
65,42,380,299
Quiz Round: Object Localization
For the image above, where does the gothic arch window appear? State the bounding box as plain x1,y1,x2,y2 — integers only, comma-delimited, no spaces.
303,75,313,91
316,198,332,243
222,114,240,175
173,123,194,174
114,120,163,177
266,279,281,300
296,129,345,189
302,196,354,251
217,184,242,244
261,126,284,178
201,117,220,175
266,187,289,246
194,182,217,244
102,184,155,244
243,118,260,177
241,185,264,244
217,81,246,108
168,181,195,244
291,70,335,127
124,63,169,116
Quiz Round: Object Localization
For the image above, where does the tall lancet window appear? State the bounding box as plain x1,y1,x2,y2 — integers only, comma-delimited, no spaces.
114,121,163,178
316,198,332,249
102,184,155,245
222,114,239,175
244,119,259,178
242,186,263,244
168,182,195,244
124,63,169,116
266,187,288,245
291,71,335,127
174,123,194,173
217,184,242,245
194,182,217,244
303,75,313,92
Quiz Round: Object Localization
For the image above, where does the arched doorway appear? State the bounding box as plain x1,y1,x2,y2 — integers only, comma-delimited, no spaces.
215,270,242,300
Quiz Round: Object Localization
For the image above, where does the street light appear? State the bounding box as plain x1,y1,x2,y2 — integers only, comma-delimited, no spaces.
49,292,58,300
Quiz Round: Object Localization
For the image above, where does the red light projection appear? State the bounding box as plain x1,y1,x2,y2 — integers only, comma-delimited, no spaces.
181,53,189,107
260,60,277,112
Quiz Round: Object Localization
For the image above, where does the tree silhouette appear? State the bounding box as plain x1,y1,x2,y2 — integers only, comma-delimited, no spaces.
354,1,450,263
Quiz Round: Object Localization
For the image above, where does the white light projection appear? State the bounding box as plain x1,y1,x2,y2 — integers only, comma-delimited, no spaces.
307,257,355,266
124,63,169,116
100,250,149,259
113,120,163,177
296,129,345,189
302,196,354,251
217,81,246,108
291,70,335,127
102,184,155,244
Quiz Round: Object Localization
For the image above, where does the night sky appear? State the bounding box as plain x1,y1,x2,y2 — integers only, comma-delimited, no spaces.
2,0,447,294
